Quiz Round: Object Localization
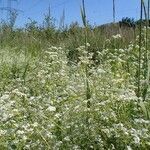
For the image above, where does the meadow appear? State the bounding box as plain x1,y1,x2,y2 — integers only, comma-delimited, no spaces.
0,1,150,149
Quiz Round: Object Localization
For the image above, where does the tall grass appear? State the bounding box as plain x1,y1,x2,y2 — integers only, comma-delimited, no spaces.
148,0,150,25
80,0,91,107
113,0,116,23
137,0,150,100
137,0,143,99
142,0,149,100
80,0,92,146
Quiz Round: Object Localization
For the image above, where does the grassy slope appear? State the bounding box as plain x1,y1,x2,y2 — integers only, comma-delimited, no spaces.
0,23,150,149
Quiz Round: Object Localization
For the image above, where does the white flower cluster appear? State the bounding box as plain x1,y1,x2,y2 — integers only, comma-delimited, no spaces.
112,34,122,39
0,40,150,149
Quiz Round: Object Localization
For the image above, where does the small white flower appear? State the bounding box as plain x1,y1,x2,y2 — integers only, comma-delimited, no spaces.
64,136,70,141
127,145,132,150
47,106,56,112
134,135,140,144
1,94,9,100
32,122,38,127
12,89,26,97
55,113,61,118
12,109,19,113
22,135,27,141
73,145,80,150
17,130,24,135
112,34,122,39
30,96,35,101
0,130,6,136
86,43,90,47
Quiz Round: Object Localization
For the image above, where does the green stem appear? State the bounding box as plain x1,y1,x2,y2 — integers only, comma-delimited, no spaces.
137,0,143,99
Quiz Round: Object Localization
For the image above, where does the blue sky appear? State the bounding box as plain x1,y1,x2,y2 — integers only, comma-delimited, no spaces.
0,0,141,27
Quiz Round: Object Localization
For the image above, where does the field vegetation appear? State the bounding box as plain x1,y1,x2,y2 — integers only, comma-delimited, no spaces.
0,0,150,149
